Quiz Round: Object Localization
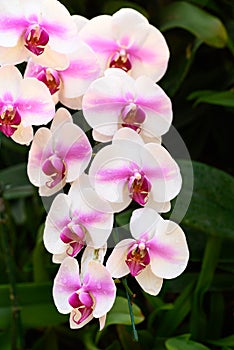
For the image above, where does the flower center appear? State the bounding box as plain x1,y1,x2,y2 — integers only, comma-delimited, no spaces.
128,170,152,205
109,48,132,72
126,241,150,276
121,103,146,133
60,222,86,257
42,154,66,188
0,105,21,137
36,68,61,95
24,24,49,56
69,290,94,325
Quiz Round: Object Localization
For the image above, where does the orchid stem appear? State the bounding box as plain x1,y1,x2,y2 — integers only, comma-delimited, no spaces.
0,198,24,350
122,277,138,342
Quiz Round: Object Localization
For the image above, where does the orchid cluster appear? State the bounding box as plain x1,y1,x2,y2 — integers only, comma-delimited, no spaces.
0,0,189,331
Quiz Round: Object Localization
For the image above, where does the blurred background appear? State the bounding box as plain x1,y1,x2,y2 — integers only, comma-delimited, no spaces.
0,0,233,349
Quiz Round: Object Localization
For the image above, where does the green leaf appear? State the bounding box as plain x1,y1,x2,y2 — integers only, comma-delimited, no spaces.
159,1,228,48
0,283,65,329
208,335,234,347
0,163,29,187
3,185,35,199
0,163,34,199
190,236,222,339
156,281,195,337
105,296,144,328
165,334,211,350
179,160,234,240
188,90,234,107
33,224,50,282
0,331,11,350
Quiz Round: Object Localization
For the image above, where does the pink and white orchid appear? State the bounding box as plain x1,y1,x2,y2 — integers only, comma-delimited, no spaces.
0,65,55,145
82,68,172,142
43,175,113,263
79,8,169,81
27,108,92,196
24,16,101,109
53,256,116,329
88,128,181,213
106,207,189,295
0,0,78,69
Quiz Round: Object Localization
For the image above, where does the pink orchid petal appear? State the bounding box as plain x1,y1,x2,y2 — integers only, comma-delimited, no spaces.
148,220,189,279
44,193,71,255
145,198,171,213
59,95,83,110
79,15,117,72
92,129,112,143
0,65,22,101
53,257,81,314
112,127,144,145
0,39,27,65
129,24,169,81
130,208,162,240
143,143,182,202
135,265,163,295
72,15,89,32
27,127,52,187
82,73,126,132
31,45,69,70
134,76,172,136
106,239,135,278
54,123,91,182
50,107,72,133
99,314,106,330
69,187,113,248
85,261,116,318
0,1,25,47
39,0,77,53
11,124,33,145
60,43,101,99
112,8,149,46
52,252,68,264
80,245,107,279
18,78,55,126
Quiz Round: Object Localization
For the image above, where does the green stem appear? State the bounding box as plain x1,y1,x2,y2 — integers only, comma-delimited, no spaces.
0,201,24,350
122,277,138,342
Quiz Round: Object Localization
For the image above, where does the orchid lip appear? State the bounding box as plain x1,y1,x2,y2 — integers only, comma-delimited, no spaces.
60,222,86,257
24,24,49,56
69,290,94,324
126,241,150,276
42,155,66,188
0,106,21,137
109,49,132,72
121,104,146,133
36,68,61,95
128,169,152,206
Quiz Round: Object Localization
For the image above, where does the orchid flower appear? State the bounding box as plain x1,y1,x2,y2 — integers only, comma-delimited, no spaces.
82,68,172,142
0,0,78,69
106,208,189,295
88,128,181,213
43,175,113,263
53,256,116,329
24,16,101,109
27,108,92,196
79,8,169,81
0,65,55,145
